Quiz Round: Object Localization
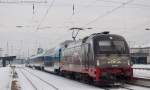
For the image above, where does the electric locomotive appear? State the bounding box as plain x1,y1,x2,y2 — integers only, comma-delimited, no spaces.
60,32,133,84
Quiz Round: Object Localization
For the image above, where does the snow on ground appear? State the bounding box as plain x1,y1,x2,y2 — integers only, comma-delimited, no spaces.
16,68,37,90
15,66,150,90
0,67,12,90
133,64,150,79
1,65,150,90
17,68,59,90
123,84,150,90
133,69,150,79
133,64,150,69
16,66,102,90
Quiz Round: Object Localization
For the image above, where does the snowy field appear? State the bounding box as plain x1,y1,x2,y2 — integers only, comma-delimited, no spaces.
133,64,150,79
0,67,12,90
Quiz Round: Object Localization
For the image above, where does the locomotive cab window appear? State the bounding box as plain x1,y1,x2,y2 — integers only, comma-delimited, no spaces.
99,41,111,46
94,39,129,54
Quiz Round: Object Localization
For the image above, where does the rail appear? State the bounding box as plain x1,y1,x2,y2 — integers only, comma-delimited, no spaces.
19,69,38,90
22,68,59,90
133,68,150,70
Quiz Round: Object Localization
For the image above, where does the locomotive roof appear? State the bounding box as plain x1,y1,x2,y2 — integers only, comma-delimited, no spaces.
83,33,125,42
91,33,124,39
61,33,125,48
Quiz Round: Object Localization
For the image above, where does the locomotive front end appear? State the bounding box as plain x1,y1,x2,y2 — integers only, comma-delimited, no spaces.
92,34,133,83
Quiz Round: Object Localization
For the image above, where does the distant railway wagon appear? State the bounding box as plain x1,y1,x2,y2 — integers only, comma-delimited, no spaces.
28,54,47,70
28,32,133,85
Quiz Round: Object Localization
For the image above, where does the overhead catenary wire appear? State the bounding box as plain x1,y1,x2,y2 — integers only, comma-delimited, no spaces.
98,0,150,8
77,0,134,38
0,0,47,4
41,0,150,31
84,0,134,26
36,0,55,30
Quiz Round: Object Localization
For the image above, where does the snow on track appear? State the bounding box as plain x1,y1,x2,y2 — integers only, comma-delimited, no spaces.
132,64,150,79
17,67,102,90
16,66,150,90
133,69,150,79
17,68,58,90
18,69,38,90
122,84,150,90
107,84,150,90
22,68,59,90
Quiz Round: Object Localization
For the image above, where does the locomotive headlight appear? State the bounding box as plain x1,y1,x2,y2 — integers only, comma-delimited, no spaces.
121,56,130,65
107,58,122,64
128,60,130,65
97,60,100,66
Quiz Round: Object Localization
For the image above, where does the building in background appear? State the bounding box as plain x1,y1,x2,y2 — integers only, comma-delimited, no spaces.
130,47,150,64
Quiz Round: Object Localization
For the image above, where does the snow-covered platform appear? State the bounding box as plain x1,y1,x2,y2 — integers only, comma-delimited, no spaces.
0,67,12,90
133,64,150,79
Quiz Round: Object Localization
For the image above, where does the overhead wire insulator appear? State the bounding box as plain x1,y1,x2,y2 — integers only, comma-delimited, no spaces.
33,4,35,15
73,4,75,15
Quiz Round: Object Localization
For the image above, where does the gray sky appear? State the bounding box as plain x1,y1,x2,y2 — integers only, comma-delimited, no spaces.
0,0,150,58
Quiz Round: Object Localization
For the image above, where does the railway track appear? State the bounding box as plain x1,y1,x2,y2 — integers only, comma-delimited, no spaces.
25,67,150,90
103,83,150,90
42,69,150,90
133,68,150,70
19,69,38,90
99,84,134,90
126,78,150,88
118,87,134,90
20,68,59,90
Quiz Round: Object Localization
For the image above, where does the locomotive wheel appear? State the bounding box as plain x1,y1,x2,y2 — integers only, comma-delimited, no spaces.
41,67,44,71
80,74,94,85
59,70,66,77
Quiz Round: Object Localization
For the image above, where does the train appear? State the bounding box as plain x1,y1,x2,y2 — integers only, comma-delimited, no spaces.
27,32,133,85
27,47,61,72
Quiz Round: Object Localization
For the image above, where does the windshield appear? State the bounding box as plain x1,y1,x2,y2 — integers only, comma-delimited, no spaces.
94,40,129,54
